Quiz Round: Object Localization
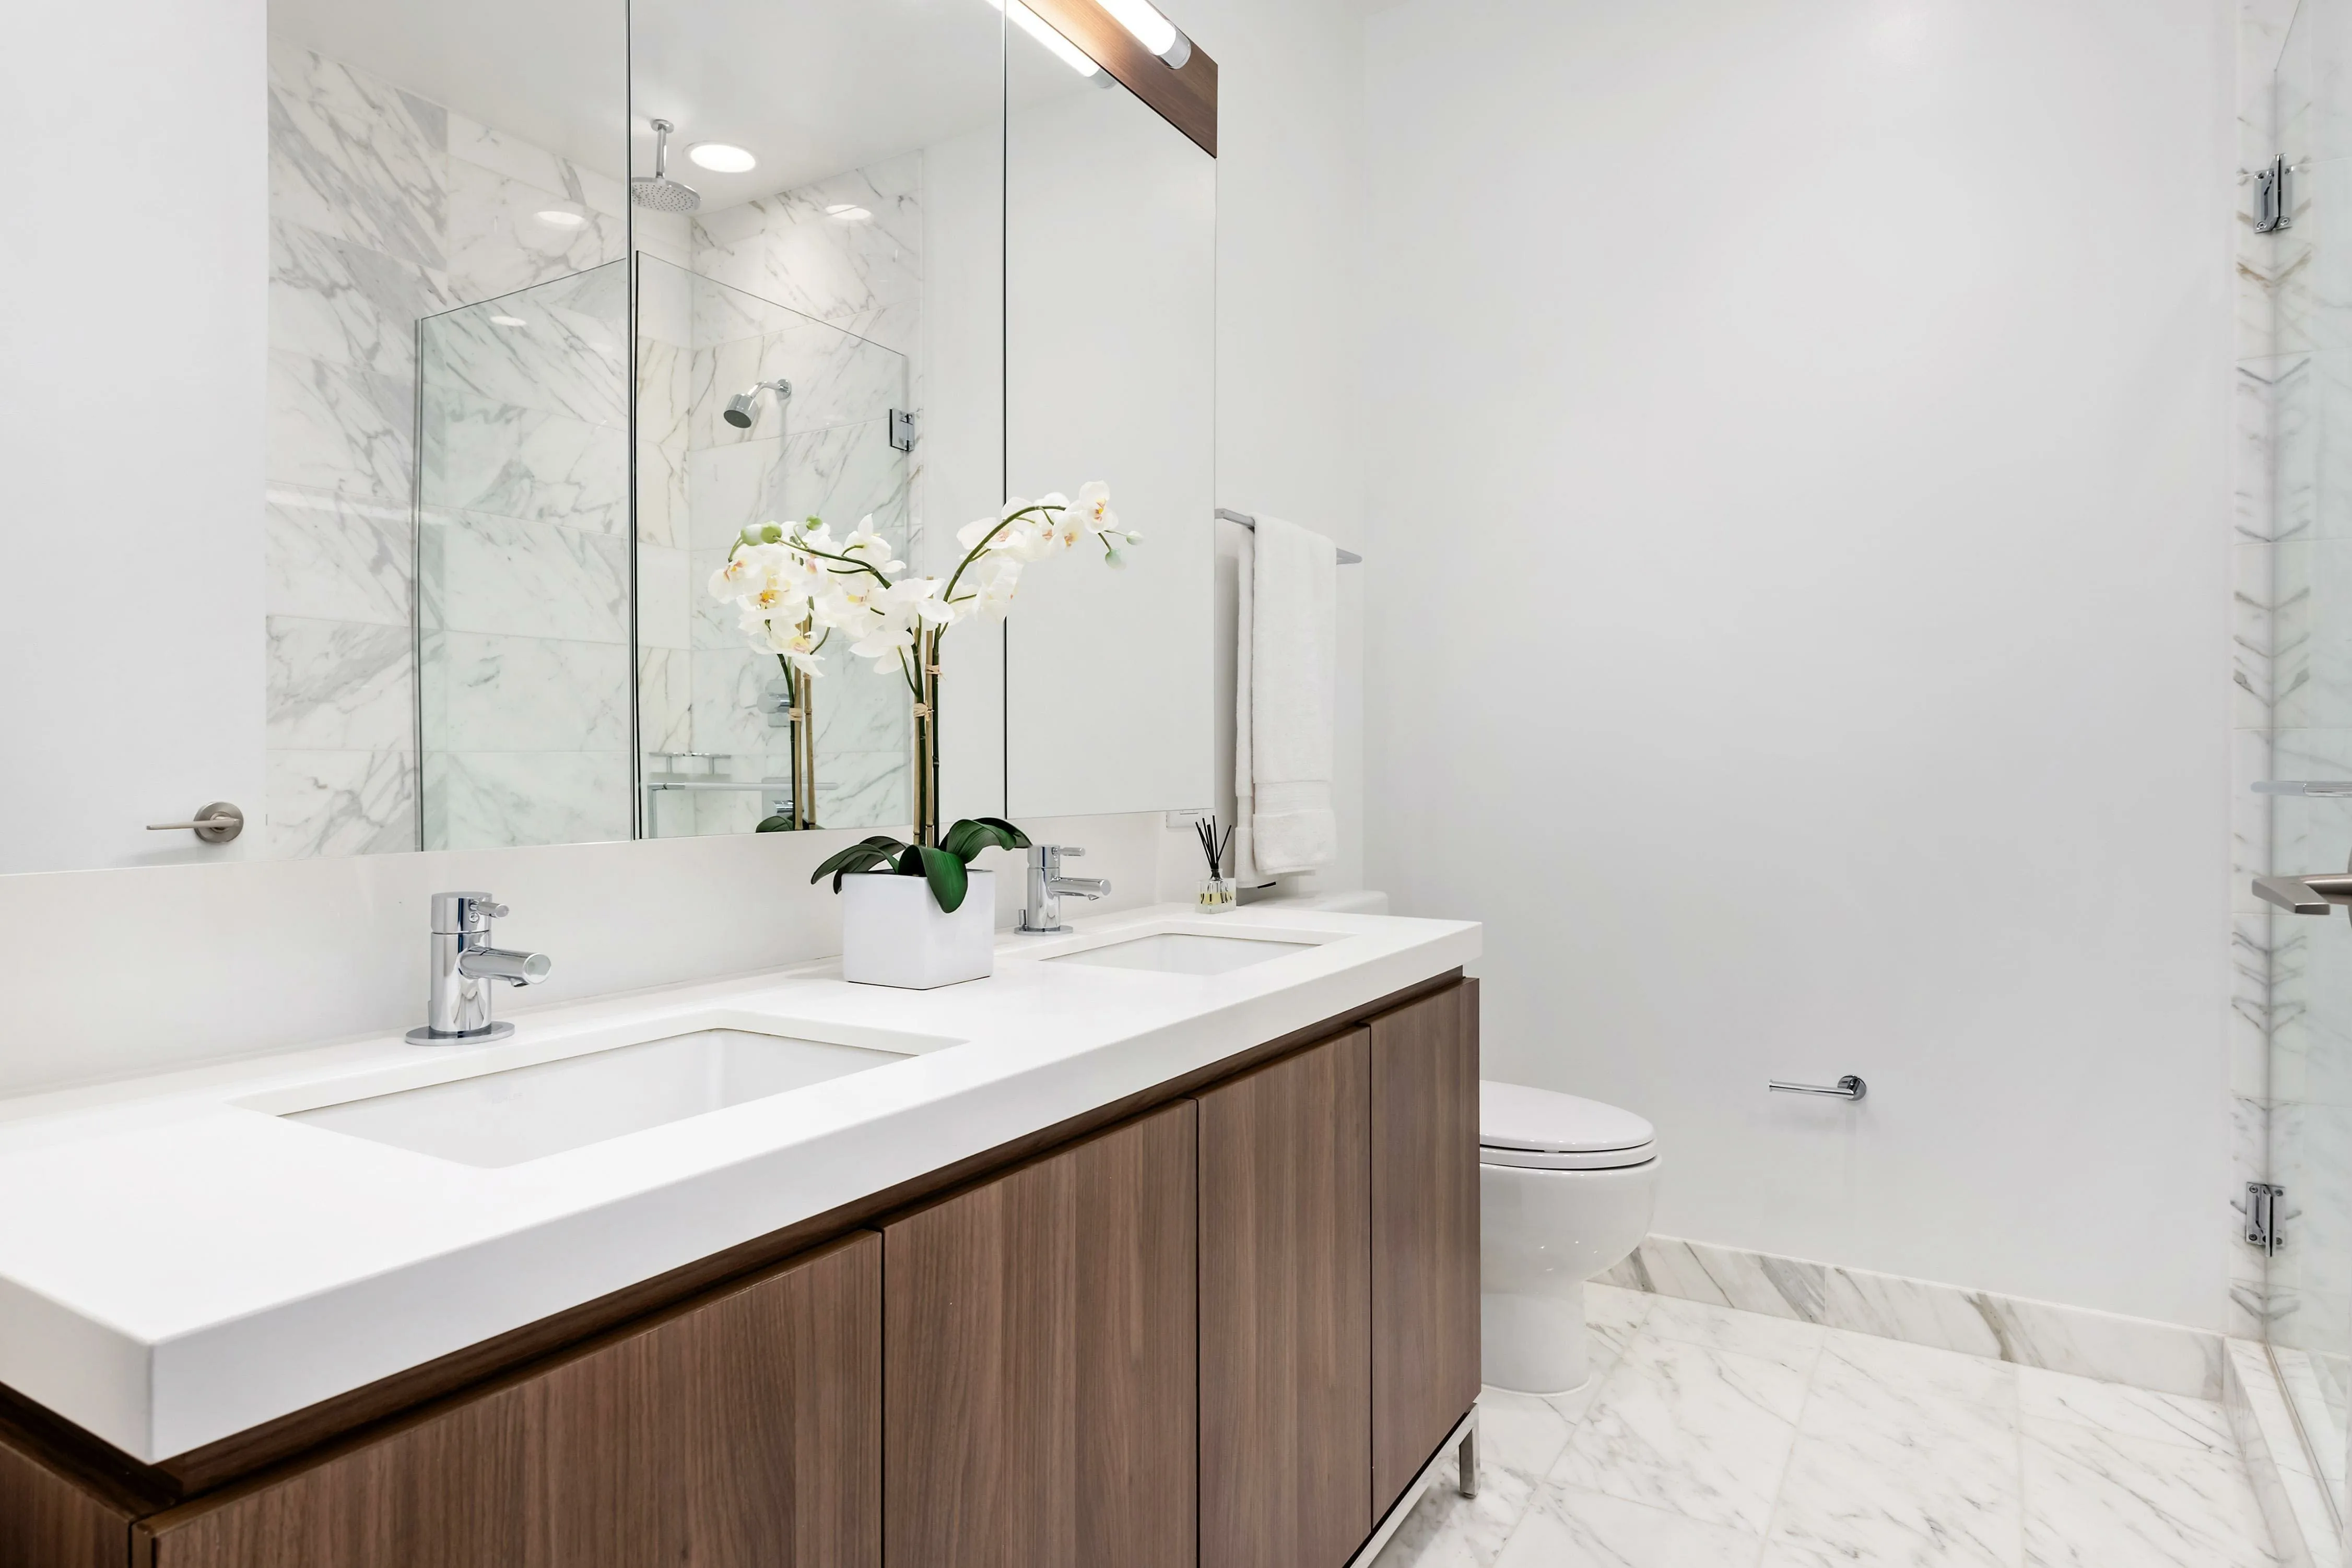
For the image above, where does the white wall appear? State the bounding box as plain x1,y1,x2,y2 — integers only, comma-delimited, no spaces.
1362,0,2237,1328
0,2,269,874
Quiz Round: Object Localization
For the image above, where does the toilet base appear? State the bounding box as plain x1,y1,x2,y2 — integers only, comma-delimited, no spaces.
1482,1281,1591,1396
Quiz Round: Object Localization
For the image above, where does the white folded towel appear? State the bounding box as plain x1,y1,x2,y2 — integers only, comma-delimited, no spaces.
1237,514,1337,875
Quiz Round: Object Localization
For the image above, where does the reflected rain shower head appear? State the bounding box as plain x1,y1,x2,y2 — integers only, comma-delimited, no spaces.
723,379,793,429
631,119,701,213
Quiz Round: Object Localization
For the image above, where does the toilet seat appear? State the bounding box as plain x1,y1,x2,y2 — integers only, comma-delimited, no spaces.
1479,1080,1656,1171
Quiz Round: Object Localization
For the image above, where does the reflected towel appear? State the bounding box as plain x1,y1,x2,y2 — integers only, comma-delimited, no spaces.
1242,514,1336,875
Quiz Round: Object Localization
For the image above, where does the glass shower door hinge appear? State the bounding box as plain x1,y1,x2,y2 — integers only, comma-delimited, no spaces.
888,409,917,452
2256,155,2292,234
2247,1182,2287,1255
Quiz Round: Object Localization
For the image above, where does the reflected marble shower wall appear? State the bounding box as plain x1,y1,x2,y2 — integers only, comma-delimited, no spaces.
418,265,634,849
639,156,918,838
265,34,626,854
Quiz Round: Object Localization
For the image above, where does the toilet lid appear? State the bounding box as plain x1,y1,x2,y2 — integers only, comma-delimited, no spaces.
1479,1080,1655,1168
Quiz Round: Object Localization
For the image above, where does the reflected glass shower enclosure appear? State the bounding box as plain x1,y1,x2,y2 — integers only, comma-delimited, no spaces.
415,262,636,851
634,254,912,838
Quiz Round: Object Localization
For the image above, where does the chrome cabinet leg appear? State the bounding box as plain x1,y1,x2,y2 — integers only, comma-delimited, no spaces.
1457,1418,1479,1499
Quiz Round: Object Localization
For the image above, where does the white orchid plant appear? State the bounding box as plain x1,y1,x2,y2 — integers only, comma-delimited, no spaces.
707,483,1137,850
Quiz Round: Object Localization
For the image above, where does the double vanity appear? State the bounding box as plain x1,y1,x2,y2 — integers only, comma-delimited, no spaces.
0,905,1481,1567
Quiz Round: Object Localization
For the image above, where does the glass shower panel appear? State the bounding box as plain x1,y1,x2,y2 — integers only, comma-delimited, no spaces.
637,254,913,836
416,262,635,849
2260,0,2352,1519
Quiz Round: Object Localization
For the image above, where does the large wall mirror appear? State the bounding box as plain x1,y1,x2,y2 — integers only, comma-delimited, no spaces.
0,0,1216,875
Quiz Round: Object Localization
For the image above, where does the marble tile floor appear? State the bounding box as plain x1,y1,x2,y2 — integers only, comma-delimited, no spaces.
1377,1283,2282,1568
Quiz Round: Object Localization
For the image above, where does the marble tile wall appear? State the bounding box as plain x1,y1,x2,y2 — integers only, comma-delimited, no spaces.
267,36,628,855
639,159,920,838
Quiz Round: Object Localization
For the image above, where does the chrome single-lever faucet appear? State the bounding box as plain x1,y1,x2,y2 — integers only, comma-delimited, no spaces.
1018,844,1111,934
406,892,552,1044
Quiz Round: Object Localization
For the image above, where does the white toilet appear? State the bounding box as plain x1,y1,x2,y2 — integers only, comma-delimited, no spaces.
1479,1079,1659,1395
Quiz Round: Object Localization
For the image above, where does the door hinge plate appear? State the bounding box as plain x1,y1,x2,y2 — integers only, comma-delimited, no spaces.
2257,155,2292,234
2248,1181,2287,1256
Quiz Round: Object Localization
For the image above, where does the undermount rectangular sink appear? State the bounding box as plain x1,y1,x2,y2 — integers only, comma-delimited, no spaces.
283,1025,915,1169
1048,931,1320,975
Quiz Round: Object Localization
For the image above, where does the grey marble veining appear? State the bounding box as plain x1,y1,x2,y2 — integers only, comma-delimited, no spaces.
423,750,632,852
266,749,417,858
439,634,631,752
1606,1235,2228,1401
268,349,413,501
443,157,628,307
1377,1284,2276,1568
265,487,410,626
691,154,923,343
268,37,445,269
1604,1236,1827,1323
422,511,630,644
421,393,630,535
267,618,415,752
270,220,455,377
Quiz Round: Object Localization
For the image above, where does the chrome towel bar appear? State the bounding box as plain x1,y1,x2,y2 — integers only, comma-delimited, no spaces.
1769,1075,1867,1101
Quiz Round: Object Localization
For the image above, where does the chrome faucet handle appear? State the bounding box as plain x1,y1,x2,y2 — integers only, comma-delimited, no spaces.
429,891,509,933
1057,845,1084,858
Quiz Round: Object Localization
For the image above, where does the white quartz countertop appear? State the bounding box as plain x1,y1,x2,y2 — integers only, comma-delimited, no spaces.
0,904,1477,1463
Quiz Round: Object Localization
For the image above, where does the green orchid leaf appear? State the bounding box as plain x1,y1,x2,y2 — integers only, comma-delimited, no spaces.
903,844,971,912
755,815,793,833
810,836,905,875
972,815,1032,850
938,820,983,861
811,836,908,890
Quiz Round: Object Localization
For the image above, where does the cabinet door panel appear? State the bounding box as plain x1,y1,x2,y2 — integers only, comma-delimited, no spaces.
139,1232,881,1568
1371,980,1481,1515
884,1100,1197,1568
0,1431,135,1568
1198,1029,1372,1568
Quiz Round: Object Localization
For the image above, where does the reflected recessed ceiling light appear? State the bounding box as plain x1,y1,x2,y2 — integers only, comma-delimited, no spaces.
826,204,874,222
982,0,1100,77
687,142,758,173
535,205,588,229
489,315,529,328
1096,0,1191,65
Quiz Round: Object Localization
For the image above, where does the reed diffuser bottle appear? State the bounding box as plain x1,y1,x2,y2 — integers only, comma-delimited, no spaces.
1194,815,1236,912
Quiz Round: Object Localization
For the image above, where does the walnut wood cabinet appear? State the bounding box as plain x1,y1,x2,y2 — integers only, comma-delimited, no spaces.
1197,1028,1374,1568
0,973,1475,1568
1198,982,1482,1568
1370,980,1483,1516
881,1099,1197,1568
131,1233,881,1568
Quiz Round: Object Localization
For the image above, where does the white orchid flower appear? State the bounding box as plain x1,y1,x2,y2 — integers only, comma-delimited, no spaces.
840,516,904,573
850,618,915,671
885,576,957,627
708,541,788,600
1070,482,1116,535
757,618,827,676
968,555,1023,619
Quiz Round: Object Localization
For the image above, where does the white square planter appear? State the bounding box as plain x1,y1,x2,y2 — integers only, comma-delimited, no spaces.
840,869,996,989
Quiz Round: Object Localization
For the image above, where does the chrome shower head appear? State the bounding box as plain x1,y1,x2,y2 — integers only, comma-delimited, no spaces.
722,379,793,429
631,119,701,213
